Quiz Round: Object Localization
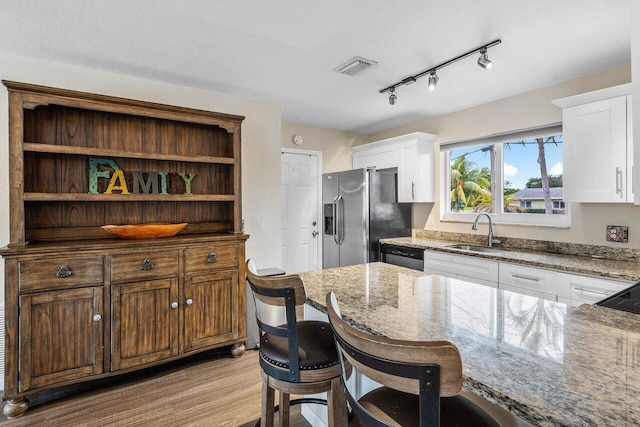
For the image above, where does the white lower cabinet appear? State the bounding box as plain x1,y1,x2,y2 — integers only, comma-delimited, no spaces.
424,250,498,288
556,272,632,307
499,262,558,302
424,249,632,305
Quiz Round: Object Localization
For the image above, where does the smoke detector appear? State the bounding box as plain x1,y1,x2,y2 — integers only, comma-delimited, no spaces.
333,56,377,76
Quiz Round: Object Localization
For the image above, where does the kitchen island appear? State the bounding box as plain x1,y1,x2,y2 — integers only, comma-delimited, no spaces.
300,262,640,427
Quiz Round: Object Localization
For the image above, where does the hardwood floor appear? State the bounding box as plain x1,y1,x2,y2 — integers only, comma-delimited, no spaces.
0,348,311,427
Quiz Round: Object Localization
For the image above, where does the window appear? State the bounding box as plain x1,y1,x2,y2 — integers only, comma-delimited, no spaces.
441,124,569,227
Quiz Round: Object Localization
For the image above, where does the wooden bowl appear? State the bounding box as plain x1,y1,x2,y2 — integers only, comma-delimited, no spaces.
101,222,188,239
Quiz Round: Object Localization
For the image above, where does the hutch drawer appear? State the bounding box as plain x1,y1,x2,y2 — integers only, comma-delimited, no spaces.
111,250,179,283
184,243,239,273
19,256,104,291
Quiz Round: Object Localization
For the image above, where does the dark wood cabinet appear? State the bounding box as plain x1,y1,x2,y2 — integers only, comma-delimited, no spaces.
184,270,239,352
111,278,180,371
19,287,104,392
0,82,249,418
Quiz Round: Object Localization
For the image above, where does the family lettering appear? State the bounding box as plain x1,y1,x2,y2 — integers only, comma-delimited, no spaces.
88,157,196,195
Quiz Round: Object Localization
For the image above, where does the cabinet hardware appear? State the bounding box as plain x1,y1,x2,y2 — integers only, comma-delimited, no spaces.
206,253,218,263
92,314,102,322
616,167,623,197
140,259,154,270
186,298,193,306
573,286,611,296
411,182,415,200
511,274,540,282
171,302,178,309
56,265,73,278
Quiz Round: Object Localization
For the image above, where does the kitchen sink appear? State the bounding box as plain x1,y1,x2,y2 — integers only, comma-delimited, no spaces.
445,244,501,253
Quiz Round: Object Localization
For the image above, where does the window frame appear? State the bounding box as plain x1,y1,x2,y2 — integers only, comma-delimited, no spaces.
440,125,570,228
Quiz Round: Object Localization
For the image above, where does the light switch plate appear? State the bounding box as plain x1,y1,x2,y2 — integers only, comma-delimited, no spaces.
606,225,628,243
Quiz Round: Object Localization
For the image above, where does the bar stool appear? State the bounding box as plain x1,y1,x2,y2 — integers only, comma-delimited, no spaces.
246,260,346,427
326,291,500,427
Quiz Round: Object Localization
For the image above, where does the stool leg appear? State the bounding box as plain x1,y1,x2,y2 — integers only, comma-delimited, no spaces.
279,391,290,427
261,370,275,427
328,376,347,427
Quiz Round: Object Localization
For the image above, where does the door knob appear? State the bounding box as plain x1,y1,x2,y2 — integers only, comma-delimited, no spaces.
312,231,319,237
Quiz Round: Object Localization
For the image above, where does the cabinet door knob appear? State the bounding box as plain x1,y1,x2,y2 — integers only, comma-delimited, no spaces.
93,314,102,322
171,302,179,309
186,298,193,306
206,253,218,263
56,265,73,278
140,259,154,270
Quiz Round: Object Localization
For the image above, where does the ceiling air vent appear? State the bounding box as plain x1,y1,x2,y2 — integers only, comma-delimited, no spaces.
333,56,377,76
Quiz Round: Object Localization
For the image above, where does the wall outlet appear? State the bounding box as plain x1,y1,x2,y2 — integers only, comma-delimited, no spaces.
606,225,628,243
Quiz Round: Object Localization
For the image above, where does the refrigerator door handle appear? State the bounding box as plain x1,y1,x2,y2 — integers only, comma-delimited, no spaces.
337,195,344,244
332,196,339,244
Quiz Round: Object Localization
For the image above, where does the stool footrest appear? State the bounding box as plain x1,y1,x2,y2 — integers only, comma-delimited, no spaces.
254,398,328,427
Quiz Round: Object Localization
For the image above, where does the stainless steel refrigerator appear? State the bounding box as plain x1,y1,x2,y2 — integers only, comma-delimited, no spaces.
322,168,411,268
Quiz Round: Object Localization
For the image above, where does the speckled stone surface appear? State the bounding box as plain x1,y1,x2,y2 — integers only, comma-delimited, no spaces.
381,234,640,282
301,263,640,427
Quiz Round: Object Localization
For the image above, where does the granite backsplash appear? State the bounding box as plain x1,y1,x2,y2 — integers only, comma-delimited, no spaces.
414,229,640,262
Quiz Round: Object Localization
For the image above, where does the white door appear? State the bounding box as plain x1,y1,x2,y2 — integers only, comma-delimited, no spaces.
281,150,322,273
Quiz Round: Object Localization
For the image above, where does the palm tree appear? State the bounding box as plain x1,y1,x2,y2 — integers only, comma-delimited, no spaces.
450,156,491,211
504,294,565,359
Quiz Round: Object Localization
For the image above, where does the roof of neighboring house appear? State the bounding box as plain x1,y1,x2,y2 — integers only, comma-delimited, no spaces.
513,187,564,200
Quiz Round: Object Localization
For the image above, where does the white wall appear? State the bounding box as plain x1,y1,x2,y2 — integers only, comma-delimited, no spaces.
366,65,638,248
0,52,284,299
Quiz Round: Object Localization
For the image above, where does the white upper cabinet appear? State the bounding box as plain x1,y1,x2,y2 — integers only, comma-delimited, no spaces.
553,84,633,203
351,132,438,203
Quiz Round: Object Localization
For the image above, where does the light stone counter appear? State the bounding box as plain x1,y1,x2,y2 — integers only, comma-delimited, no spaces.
300,262,640,427
381,236,640,281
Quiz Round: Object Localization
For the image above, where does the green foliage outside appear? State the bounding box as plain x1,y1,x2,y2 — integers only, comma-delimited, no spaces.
449,155,491,212
525,175,563,188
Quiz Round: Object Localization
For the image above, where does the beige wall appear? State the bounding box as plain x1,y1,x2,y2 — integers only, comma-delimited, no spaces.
0,52,284,301
281,122,367,173
366,65,638,247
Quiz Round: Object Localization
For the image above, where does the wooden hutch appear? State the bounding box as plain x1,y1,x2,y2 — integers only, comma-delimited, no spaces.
0,81,248,417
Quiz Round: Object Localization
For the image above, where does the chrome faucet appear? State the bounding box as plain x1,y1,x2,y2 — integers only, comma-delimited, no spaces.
472,213,501,247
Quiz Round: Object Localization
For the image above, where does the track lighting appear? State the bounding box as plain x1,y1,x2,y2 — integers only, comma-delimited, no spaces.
389,88,397,105
427,72,438,91
379,39,501,104
477,48,492,70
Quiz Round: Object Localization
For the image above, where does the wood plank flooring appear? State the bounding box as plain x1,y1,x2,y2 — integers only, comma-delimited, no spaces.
0,348,311,427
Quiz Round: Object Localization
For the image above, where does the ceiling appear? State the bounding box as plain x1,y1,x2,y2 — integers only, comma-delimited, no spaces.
0,0,631,134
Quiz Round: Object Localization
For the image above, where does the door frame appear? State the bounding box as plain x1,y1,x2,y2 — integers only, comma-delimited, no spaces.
281,147,323,271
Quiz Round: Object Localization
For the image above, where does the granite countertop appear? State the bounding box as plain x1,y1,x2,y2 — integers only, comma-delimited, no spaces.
381,236,640,282
300,262,640,427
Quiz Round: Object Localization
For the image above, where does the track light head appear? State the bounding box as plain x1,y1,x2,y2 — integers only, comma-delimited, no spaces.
427,72,439,91
389,88,397,105
478,48,492,70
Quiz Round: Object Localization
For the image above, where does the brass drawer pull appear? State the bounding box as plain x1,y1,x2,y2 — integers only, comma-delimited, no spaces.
56,265,73,278
140,259,154,271
206,253,218,264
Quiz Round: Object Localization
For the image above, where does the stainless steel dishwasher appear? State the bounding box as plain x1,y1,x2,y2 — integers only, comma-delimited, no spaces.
380,244,424,271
